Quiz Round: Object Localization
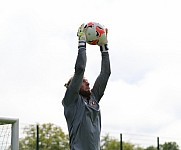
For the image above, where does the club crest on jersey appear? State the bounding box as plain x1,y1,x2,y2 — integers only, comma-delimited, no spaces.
88,99,99,110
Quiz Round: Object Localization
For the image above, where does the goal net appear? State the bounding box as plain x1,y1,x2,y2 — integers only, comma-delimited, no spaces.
0,117,19,150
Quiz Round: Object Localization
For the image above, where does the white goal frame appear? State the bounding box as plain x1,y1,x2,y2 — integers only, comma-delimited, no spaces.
0,117,19,150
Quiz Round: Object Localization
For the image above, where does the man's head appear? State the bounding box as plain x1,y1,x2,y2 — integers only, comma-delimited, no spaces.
79,78,91,98
64,77,91,98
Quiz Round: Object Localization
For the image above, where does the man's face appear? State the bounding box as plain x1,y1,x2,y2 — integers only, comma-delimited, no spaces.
79,78,91,97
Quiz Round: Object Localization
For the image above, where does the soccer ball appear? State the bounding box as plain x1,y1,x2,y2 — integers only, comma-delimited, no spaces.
84,22,107,45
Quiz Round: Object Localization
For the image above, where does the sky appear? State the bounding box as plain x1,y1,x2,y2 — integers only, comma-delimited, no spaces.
1,0,181,147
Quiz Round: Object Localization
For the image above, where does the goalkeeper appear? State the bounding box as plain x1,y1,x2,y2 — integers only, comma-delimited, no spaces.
62,24,111,150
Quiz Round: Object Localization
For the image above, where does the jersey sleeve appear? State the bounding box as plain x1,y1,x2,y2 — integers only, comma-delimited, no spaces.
63,47,87,106
91,52,111,102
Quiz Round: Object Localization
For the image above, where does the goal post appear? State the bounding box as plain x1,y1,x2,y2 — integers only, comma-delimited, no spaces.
0,117,19,150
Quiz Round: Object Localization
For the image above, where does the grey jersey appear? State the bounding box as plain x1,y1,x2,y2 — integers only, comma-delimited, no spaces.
62,47,111,150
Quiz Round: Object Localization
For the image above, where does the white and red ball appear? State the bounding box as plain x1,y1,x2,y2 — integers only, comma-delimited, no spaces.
84,22,107,45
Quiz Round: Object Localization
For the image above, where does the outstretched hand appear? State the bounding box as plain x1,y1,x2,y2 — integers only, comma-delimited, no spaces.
98,27,108,46
77,24,86,41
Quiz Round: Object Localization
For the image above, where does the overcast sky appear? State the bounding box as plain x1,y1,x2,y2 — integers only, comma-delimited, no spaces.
1,0,181,147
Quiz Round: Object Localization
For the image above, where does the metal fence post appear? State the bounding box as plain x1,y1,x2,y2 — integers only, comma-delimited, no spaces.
157,137,159,150
120,133,123,150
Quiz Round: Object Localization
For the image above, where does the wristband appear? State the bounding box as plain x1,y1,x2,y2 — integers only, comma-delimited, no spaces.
100,44,109,52
78,40,86,49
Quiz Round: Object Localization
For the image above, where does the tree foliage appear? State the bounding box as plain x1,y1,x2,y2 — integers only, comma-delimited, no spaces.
101,134,144,150
160,142,179,150
101,134,120,150
145,146,157,150
18,123,180,150
19,123,69,150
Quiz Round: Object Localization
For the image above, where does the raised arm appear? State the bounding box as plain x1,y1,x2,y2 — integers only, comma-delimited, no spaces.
63,24,87,106
92,44,111,102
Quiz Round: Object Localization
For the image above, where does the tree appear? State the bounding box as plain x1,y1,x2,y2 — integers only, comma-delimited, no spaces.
145,146,157,150
123,142,144,150
160,142,179,150
12,123,181,150
101,134,120,150
101,134,144,150
123,142,135,150
19,123,69,150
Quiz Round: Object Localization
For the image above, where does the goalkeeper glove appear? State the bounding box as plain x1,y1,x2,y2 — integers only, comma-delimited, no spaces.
77,23,86,41
98,28,108,46
99,28,109,52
